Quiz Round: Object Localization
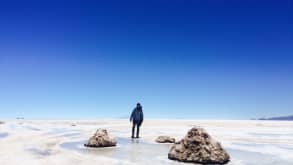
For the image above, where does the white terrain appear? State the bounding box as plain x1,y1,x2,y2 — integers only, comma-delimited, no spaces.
0,119,293,165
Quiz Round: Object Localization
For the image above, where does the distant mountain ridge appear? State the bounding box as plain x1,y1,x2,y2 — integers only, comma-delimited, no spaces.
258,115,293,121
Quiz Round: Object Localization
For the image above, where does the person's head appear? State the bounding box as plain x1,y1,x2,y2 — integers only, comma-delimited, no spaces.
136,103,141,107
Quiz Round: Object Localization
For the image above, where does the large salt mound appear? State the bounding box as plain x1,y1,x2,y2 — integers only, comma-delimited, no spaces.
168,127,230,164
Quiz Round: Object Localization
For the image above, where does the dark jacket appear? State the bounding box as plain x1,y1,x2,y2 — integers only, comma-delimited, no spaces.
130,105,144,123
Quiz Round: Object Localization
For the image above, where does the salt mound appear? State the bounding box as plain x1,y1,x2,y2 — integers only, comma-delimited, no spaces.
168,127,230,164
84,129,117,148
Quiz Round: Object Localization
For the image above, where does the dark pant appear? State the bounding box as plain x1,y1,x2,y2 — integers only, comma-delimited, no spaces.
132,121,142,138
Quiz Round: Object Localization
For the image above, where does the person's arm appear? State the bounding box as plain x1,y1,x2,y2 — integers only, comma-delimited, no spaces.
140,110,144,123
130,109,135,122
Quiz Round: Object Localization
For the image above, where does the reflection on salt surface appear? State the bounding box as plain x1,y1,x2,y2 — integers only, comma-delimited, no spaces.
232,142,293,150
232,142,267,147
43,127,81,138
25,126,41,131
278,145,293,150
63,132,81,137
60,136,293,165
0,132,8,138
248,132,293,138
227,148,293,165
60,137,182,164
26,147,51,156
49,128,73,134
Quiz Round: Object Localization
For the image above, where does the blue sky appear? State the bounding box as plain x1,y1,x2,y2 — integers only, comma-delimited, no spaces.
0,0,292,119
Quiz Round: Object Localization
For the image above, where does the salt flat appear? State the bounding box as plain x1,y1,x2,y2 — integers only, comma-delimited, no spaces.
0,119,293,165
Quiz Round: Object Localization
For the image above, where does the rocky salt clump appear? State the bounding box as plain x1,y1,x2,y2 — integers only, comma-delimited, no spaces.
84,129,117,148
155,136,175,143
168,127,230,164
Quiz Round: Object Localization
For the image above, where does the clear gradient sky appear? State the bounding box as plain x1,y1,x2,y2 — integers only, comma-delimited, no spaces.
0,0,292,119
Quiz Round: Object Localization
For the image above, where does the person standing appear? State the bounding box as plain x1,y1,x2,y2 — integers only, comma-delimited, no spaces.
130,103,144,138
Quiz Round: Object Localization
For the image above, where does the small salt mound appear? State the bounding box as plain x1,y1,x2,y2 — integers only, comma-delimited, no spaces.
155,136,175,143
84,129,117,148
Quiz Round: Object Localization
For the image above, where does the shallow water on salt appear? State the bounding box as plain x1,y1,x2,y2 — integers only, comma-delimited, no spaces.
60,137,181,164
59,137,293,165
227,148,293,165
0,132,8,138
